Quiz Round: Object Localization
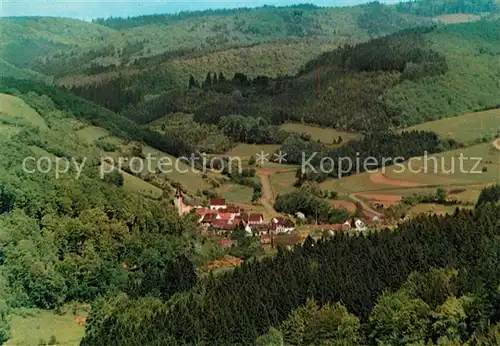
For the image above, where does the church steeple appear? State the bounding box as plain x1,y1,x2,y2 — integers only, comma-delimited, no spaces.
174,186,185,216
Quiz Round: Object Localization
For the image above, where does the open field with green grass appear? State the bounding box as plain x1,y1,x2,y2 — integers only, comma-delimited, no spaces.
218,183,253,204
270,170,298,195
403,108,500,145
0,93,47,129
279,123,360,145
384,142,499,186
434,13,482,24
225,143,281,159
5,309,85,346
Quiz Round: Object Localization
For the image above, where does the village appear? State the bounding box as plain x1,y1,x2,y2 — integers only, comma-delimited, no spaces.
173,186,377,249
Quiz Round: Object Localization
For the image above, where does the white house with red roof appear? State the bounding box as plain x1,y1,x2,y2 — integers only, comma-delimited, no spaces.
271,217,296,234
247,213,265,225
210,197,227,210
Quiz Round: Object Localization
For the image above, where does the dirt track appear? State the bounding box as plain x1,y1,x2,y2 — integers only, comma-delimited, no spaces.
348,194,383,218
259,172,279,217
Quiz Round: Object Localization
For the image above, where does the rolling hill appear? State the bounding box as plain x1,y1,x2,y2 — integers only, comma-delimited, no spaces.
0,3,431,81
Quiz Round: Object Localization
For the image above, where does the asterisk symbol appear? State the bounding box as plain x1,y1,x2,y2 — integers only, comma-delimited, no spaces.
256,151,270,166
273,151,287,164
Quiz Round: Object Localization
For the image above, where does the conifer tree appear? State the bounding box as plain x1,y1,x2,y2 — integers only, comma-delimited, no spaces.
188,75,198,89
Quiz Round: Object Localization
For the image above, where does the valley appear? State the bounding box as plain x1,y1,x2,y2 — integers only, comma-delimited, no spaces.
0,0,499,345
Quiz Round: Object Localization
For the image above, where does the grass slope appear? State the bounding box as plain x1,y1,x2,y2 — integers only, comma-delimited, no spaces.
0,93,47,129
403,108,500,145
279,123,360,145
5,309,85,346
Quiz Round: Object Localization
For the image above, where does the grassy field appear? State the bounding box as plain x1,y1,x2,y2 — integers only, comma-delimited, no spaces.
279,123,360,145
434,14,482,24
403,108,500,145
225,143,281,159
5,309,85,346
383,142,499,186
270,170,298,195
101,161,163,199
0,93,47,129
218,183,253,204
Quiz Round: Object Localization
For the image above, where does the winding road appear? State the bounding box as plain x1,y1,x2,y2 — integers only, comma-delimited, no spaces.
348,193,383,218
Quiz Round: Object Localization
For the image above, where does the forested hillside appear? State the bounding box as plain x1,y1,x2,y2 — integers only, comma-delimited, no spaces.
0,3,429,80
0,86,223,343
81,202,500,345
78,19,498,140
1,3,497,137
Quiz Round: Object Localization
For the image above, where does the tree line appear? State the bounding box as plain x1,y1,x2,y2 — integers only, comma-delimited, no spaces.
396,0,498,17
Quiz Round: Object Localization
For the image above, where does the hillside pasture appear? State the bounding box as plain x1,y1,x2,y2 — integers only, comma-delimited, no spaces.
403,108,500,145
383,142,499,186
433,14,482,24
5,309,85,346
0,93,47,129
225,143,281,159
279,123,360,145
0,123,20,139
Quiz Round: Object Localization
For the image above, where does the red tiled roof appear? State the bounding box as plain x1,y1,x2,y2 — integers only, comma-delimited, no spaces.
224,205,240,213
201,213,218,223
273,217,295,227
210,198,226,206
217,212,231,219
249,213,264,222
211,219,236,230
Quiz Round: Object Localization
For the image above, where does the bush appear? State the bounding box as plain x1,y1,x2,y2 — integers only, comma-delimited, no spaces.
48,335,57,345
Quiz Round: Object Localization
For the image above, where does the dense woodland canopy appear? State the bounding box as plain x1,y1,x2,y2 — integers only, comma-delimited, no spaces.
81,203,500,345
68,25,450,133
0,86,229,343
92,4,321,30
62,19,500,146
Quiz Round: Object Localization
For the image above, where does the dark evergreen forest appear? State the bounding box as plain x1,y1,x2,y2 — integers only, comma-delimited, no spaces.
81,199,500,345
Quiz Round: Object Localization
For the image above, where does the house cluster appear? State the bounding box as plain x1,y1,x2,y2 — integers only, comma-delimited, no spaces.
174,187,295,236
316,217,382,235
